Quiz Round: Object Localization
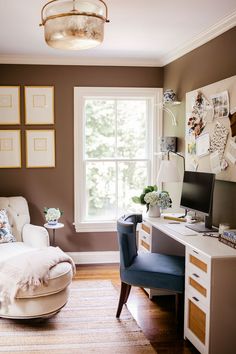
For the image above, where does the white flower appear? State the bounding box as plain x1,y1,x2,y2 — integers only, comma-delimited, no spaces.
144,192,159,206
45,208,61,222
144,191,172,210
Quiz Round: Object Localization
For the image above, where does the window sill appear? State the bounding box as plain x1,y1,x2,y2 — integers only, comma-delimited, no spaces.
74,221,117,233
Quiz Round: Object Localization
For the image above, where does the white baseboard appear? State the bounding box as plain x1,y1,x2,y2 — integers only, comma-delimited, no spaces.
67,251,119,265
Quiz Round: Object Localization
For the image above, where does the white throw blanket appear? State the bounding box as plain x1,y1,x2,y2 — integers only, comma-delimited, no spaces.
0,246,75,311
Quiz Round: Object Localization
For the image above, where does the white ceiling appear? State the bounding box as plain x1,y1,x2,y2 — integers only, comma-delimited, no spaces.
0,0,236,67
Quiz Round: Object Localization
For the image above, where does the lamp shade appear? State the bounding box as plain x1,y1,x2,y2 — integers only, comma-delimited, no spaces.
40,0,109,50
157,160,181,183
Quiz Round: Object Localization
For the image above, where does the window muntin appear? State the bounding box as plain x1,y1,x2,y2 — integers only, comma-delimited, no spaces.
74,87,162,232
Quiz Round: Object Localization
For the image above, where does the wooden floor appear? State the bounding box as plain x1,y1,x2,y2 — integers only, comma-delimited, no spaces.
76,264,199,354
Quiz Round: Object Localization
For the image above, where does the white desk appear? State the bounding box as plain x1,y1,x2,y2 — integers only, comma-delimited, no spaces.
140,216,236,354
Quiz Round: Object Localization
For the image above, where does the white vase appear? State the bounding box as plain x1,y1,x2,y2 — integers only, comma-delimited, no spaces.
148,205,160,218
48,220,58,226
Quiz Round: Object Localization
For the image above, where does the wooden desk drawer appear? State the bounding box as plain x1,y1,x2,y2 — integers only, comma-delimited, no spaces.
139,229,151,251
187,262,210,287
187,247,210,280
186,275,209,307
189,276,207,297
141,222,151,235
185,288,209,354
187,247,209,271
188,298,206,344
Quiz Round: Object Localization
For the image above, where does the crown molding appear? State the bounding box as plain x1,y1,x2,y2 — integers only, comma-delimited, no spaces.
0,54,161,67
0,11,235,67
160,10,236,66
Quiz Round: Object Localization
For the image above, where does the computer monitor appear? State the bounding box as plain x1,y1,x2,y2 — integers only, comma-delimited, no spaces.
180,170,216,232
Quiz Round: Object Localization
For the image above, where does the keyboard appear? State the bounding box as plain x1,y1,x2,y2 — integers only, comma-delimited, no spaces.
165,223,198,236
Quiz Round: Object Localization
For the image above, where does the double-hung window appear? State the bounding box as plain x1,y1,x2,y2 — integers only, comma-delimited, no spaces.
74,87,162,232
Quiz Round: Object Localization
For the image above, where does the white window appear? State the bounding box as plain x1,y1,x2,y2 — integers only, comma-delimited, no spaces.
74,87,162,232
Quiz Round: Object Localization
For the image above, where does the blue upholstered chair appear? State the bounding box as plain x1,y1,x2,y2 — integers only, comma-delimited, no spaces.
116,214,185,318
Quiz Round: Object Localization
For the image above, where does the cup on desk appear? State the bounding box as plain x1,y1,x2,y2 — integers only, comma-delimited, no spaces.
186,215,192,223
218,223,230,236
186,212,197,223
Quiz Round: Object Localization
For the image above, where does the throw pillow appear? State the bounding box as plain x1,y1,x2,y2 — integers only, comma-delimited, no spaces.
0,209,16,244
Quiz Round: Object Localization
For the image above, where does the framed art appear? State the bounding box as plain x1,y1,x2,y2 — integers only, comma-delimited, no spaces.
26,130,55,168
0,86,20,124
25,86,54,124
0,130,21,168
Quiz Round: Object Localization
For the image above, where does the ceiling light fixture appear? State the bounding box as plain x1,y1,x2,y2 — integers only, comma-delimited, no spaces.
40,0,109,50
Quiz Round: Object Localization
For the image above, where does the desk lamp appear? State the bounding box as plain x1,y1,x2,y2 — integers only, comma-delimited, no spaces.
156,137,185,184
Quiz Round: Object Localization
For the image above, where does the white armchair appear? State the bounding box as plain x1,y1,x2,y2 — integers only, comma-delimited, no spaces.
0,196,74,319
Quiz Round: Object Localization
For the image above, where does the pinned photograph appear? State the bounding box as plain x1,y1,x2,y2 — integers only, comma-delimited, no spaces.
187,141,196,155
196,133,210,157
187,93,209,137
211,91,229,119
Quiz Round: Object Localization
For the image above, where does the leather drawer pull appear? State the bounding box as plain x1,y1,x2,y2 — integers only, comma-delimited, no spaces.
192,296,199,302
193,273,200,278
192,250,199,254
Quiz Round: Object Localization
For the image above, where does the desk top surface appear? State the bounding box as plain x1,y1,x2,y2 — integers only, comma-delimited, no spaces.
144,215,236,259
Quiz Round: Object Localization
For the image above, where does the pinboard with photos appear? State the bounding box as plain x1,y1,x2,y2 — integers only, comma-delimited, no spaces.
185,75,236,182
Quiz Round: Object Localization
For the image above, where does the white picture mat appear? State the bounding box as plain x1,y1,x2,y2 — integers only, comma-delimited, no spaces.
0,86,20,124
186,75,236,182
26,130,55,167
25,86,54,124
0,130,21,168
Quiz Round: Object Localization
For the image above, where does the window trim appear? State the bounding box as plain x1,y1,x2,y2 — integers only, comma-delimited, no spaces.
74,87,163,232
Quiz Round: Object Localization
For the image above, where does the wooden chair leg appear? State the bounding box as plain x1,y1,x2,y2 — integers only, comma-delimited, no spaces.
116,282,131,318
123,283,131,304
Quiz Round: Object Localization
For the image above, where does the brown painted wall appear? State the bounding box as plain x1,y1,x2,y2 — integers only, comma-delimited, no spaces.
1,27,236,251
0,65,163,251
163,26,236,227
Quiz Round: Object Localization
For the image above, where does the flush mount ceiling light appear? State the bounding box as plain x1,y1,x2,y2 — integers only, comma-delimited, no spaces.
40,0,109,50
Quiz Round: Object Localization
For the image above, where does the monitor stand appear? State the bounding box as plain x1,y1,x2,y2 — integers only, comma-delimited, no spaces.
185,214,218,233
185,223,216,233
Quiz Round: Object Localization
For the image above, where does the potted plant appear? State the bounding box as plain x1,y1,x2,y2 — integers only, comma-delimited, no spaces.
132,185,172,217
44,207,63,225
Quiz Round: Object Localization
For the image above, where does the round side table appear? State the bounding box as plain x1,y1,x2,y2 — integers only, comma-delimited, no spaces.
44,222,64,246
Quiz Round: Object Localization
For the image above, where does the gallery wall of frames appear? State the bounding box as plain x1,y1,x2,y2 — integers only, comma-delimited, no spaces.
0,86,55,168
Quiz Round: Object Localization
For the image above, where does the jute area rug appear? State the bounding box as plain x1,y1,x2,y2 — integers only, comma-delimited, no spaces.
0,280,156,353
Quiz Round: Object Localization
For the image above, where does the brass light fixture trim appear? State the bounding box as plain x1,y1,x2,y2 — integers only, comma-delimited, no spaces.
40,0,110,50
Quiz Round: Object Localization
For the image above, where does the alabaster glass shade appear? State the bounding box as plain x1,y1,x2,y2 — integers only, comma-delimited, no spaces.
42,0,107,50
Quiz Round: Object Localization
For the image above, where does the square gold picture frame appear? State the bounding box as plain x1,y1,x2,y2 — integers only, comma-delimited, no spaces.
0,86,20,125
0,130,21,168
25,86,54,125
26,130,55,168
